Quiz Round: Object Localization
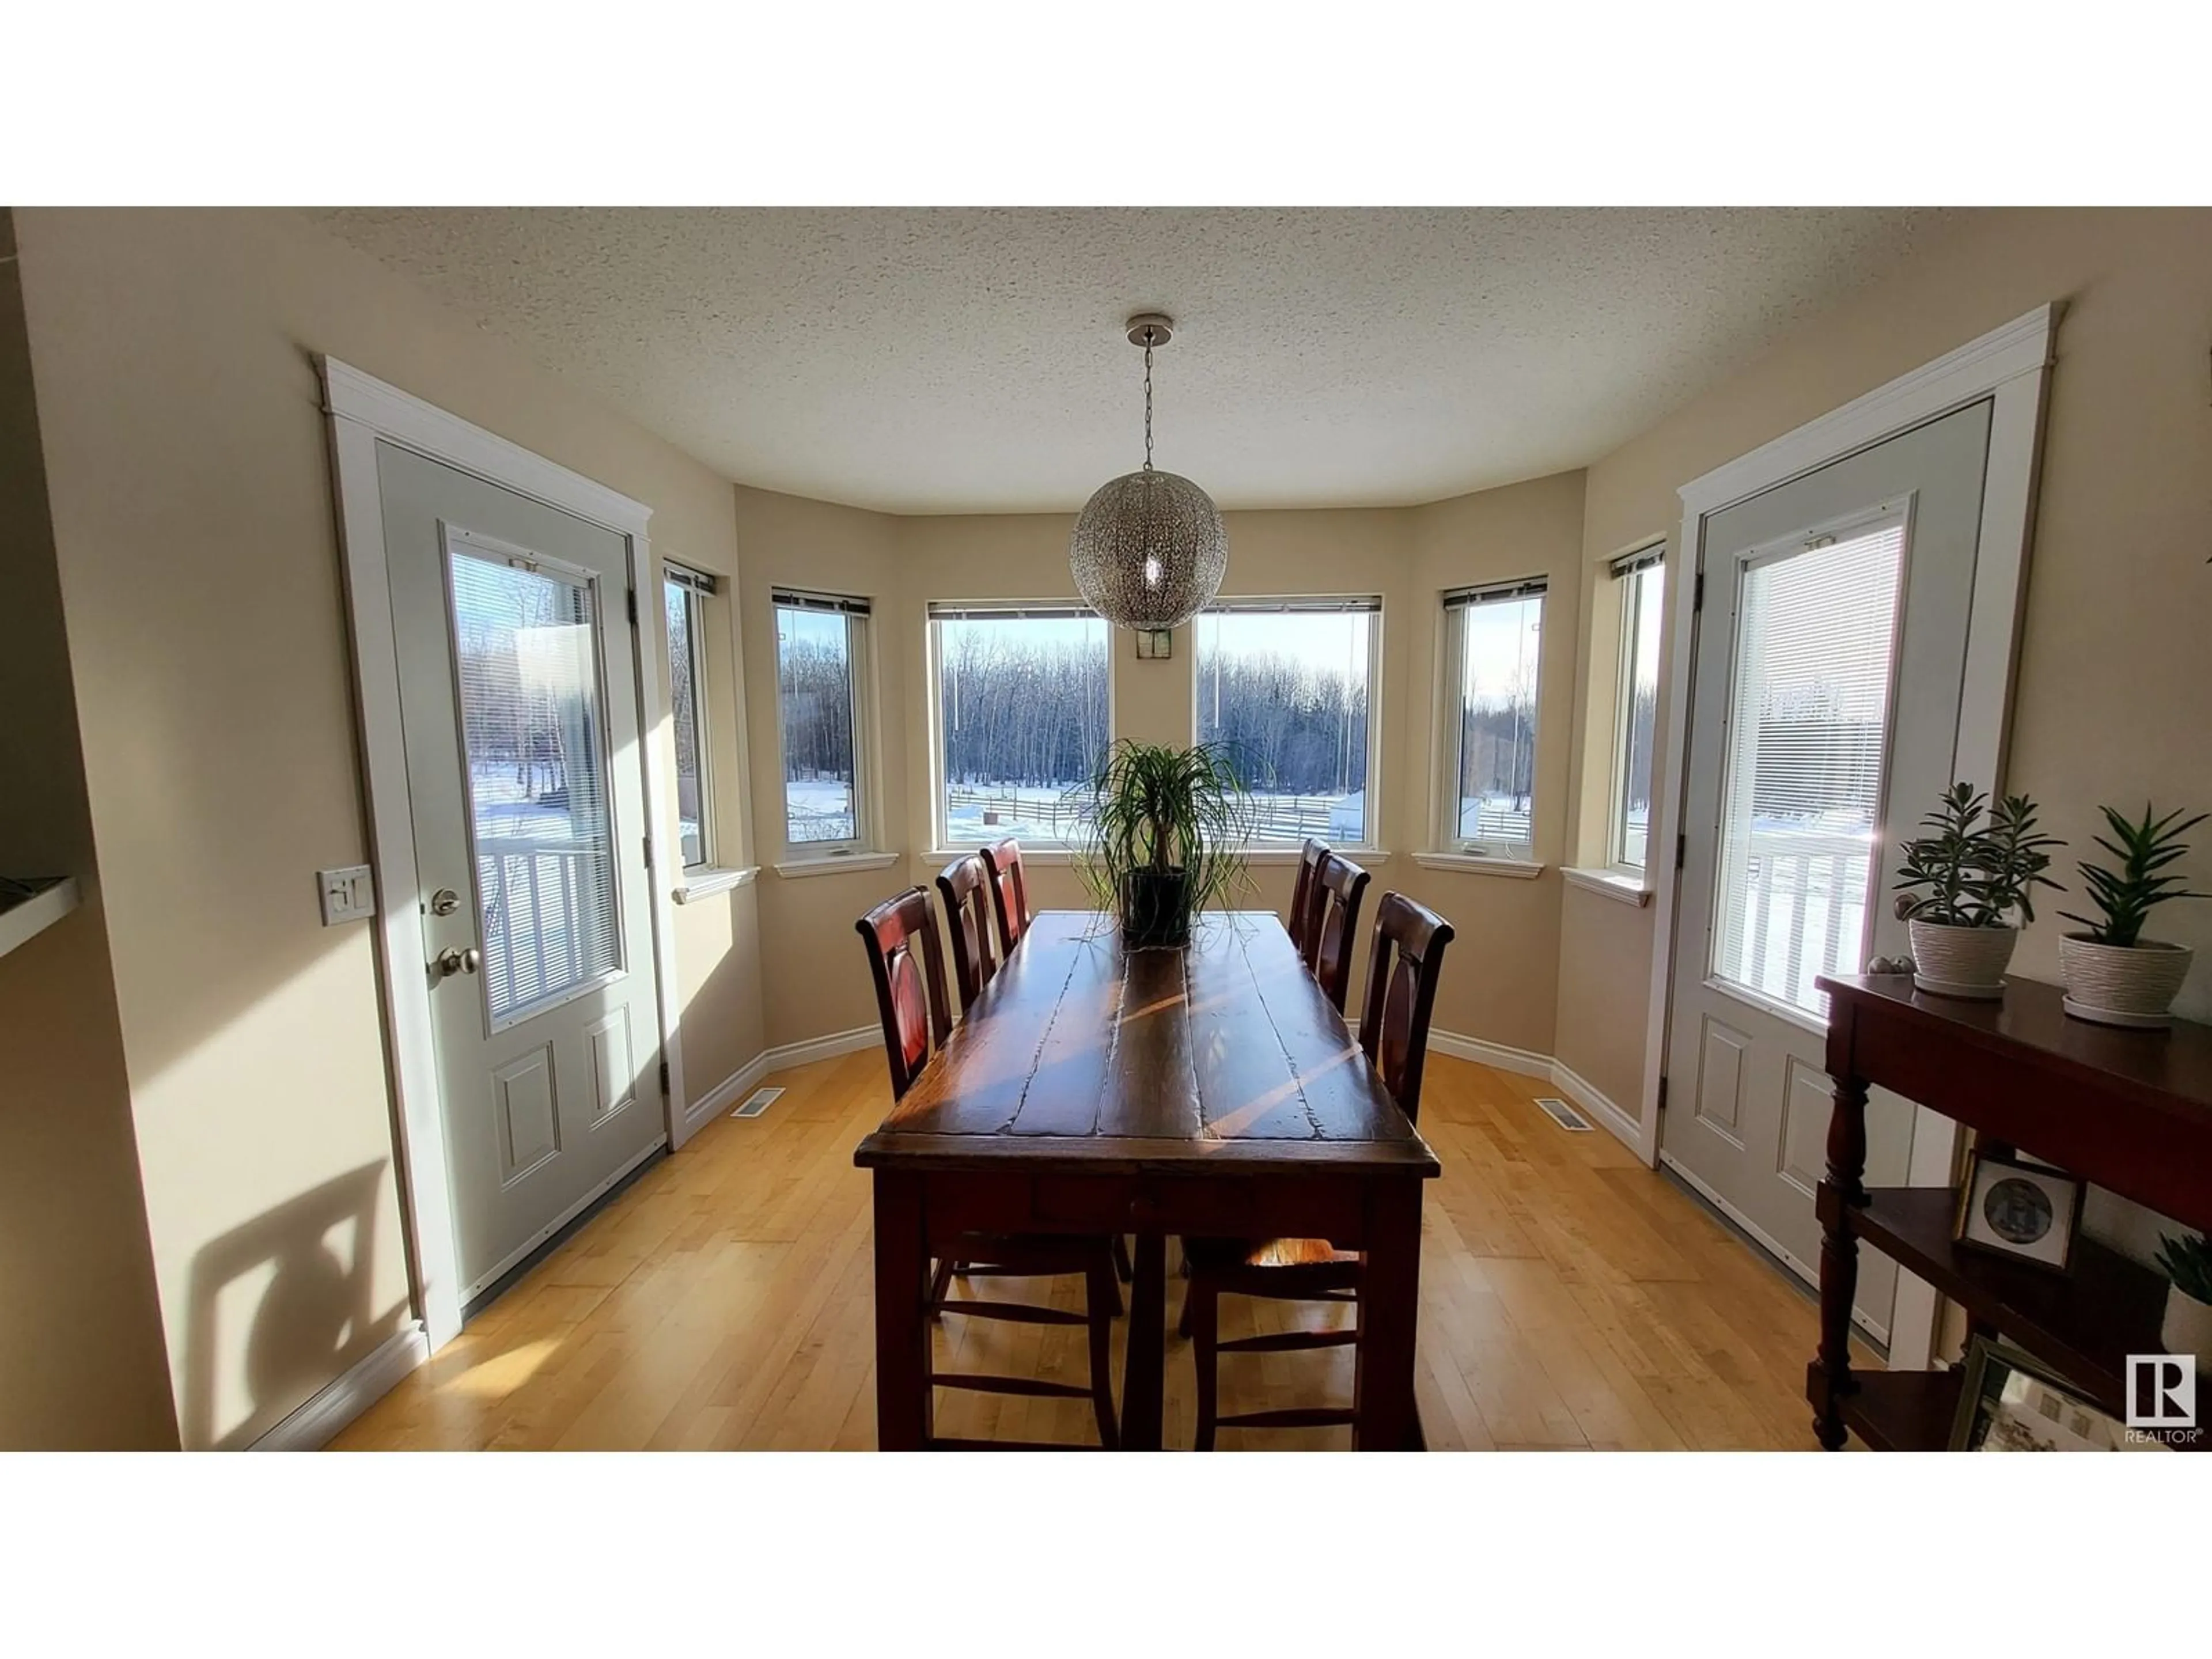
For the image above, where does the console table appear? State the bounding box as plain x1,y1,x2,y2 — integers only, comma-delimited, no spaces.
1810,972,2212,1450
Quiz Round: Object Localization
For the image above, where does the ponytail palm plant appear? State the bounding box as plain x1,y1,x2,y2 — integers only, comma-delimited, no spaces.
1070,740,1252,947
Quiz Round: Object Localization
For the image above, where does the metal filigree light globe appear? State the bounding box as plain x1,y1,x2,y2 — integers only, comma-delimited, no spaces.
1069,315,1228,632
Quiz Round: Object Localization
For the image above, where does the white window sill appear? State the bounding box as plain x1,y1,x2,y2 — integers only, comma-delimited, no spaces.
1562,866,1653,907
774,851,900,880
926,846,1080,866
1410,851,1544,880
671,866,759,903
1236,847,1392,868
0,876,81,961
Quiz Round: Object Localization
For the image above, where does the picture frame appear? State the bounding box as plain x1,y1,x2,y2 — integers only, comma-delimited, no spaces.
1953,1149,2084,1272
1948,1335,2162,1451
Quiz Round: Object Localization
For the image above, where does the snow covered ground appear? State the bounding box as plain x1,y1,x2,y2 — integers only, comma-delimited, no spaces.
786,778,858,843
938,783,1366,847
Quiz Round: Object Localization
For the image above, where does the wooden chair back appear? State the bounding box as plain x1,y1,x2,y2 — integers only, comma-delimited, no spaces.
1309,853,1370,1012
934,853,998,1013
980,836,1031,957
854,887,952,1101
1357,892,1455,1123
1290,837,1330,964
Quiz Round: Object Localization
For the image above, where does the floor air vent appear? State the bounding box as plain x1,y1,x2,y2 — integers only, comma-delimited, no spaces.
1533,1095,1593,1132
732,1086,785,1119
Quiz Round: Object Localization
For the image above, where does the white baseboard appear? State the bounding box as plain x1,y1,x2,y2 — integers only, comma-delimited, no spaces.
1429,1029,1646,1157
686,1051,772,1128
685,1025,880,1131
760,1024,878,1072
1547,1059,1645,1151
250,1321,427,1451
1428,1028,1552,1081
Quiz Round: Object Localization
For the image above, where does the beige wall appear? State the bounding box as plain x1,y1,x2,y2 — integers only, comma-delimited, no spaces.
0,211,178,1448
13,207,761,1445
735,485,910,1049
1554,207,2212,1132
733,482,1588,1055
30,204,2206,1446
1403,472,1589,1055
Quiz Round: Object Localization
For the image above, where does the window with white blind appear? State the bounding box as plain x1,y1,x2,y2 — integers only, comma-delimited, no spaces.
1195,597,1381,845
1438,578,1546,857
1607,547,1665,874
773,588,871,854
663,563,716,870
928,602,1111,847
1710,514,1904,1016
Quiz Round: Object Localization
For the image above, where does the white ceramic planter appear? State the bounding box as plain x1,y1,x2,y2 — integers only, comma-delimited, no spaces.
1907,919,2017,999
2059,934,2194,1028
2161,1284,2212,1374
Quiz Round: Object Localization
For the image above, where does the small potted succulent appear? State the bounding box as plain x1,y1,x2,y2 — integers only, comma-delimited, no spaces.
2154,1232,2212,1373
2055,803,2206,1028
1892,783,2062,999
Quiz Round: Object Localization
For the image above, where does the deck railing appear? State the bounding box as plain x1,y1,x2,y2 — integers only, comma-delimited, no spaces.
476,837,614,1018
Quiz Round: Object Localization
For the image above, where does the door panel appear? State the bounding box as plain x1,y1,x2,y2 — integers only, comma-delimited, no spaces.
1662,399,1994,1340
378,442,664,1303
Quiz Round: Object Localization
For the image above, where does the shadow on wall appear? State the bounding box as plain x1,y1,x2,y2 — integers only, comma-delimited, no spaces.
181,1160,407,1449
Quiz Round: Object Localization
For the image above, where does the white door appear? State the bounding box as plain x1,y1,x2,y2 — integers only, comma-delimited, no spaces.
378,442,666,1308
1661,400,1993,1342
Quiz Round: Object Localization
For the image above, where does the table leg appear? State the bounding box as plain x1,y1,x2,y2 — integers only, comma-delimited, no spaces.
871,1171,931,1451
1811,1076,1869,1451
1354,1180,1423,1452
1120,1232,1167,1450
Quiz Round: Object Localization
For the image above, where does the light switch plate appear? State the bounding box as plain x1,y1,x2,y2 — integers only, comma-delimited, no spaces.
317,865,377,925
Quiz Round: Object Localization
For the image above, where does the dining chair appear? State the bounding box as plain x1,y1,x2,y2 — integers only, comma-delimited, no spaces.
854,887,1124,1449
1177,890,1456,1449
934,853,998,1013
979,836,1031,957
1289,837,1330,964
1307,852,1370,1013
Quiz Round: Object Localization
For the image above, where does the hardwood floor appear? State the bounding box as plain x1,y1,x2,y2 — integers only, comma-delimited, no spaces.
332,1051,1834,1451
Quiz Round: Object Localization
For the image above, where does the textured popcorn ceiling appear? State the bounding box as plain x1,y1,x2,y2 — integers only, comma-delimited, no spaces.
310,207,1952,514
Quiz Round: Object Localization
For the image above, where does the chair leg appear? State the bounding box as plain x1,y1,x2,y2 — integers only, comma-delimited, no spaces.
926,1257,956,1319
1112,1234,1133,1283
1085,1257,1121,1450
1189,1279,1219,1452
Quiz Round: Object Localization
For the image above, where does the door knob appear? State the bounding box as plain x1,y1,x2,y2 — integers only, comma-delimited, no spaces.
434,946,481,978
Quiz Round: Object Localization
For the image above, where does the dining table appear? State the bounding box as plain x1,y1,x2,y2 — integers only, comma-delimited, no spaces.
853,908,1441,1450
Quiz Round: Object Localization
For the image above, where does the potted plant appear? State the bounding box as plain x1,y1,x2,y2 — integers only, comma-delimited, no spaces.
2154,1232,2212,1373
1071,740,1251,948
2056,802,2207,1027
1892,783,2062,999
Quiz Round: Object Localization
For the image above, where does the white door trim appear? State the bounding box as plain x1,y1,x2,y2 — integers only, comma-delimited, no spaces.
1637,304,2060,1371
321,358,687,1350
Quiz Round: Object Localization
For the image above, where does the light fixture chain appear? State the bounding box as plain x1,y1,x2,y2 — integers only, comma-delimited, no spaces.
1142,339,1154,472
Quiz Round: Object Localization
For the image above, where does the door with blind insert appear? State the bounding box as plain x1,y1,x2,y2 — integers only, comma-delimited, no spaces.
1661,400,1992,1342
380,443,666,1310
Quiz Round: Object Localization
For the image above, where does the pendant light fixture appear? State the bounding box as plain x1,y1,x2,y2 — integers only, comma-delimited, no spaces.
1069,313,1229,632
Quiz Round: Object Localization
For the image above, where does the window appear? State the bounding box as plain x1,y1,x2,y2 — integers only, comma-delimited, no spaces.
1607,548,1665,873
773,589,870,853
1195,598,1381,845
663,563,716,870
929,602,1110,847
1711,514,1903,1017
1440,578,1546,857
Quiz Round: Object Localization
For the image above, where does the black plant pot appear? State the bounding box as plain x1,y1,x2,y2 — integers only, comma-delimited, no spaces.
1120,868,1192,949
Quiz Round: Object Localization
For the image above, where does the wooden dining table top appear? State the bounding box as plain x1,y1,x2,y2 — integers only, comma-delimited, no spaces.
854,910,1440,1180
